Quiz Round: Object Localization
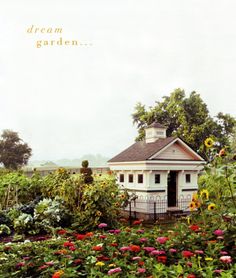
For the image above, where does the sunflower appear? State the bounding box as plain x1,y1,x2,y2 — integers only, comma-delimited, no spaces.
192,192,198,202
208,203,216,210
120,194,126,199
200,189,209,200
96,211,102,216
204,138,214,148
189,201,196,211
195,201,201,208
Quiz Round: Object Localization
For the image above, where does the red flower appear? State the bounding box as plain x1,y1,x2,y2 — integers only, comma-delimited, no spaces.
97,255,110,261
130,245,141,252
63,241,74,248
99,235,107,239
16,262,25,268
52,270,64,278
73,259,82,265
133,220,142,225
157,256,167,264
182,251,195,258
57,229,67,235
138,261,145,266
110,243,118,247
187,274,196,278
69,246,76,251
76,234,86,240
189,225,200,232
92,245,103,251
86,232,94,237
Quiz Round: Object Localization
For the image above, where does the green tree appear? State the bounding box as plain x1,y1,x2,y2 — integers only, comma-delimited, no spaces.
80,160,94,184
0,130,32,170
132,89,236,155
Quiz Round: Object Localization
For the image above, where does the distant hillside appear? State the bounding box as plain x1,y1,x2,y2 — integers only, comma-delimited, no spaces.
28,154,109,167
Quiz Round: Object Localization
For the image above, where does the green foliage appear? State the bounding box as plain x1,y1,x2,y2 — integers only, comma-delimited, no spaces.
41,168,83,212
132,89,236,156
82,160,89,168
0,129,32,170
0,168,128,235
0,224,11,236
0,171,42,209
34,198,71,233
72,174,128,231
13,213,34,234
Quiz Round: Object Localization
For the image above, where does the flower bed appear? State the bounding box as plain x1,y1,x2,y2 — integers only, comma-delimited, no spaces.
0,222,235,277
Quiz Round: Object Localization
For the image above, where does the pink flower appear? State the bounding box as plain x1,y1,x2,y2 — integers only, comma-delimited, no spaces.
220,256,232,263
151,250,166,256
137,229,144,234
143,247,155,252
156,237,168,244
169,248,177,253
186,261,193,267
132,256,142,261
38,264,49,270
139,237,148,243
45,261,54,266
98,223,107,228
16,262,25,268
220,251,228,255
120,246,130,252
213,229,224,236
137,268,146,273
214,269,223,273
195,250,204,255
108,267,122,275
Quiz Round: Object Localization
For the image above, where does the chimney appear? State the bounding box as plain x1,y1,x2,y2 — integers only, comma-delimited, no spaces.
145,122,167,143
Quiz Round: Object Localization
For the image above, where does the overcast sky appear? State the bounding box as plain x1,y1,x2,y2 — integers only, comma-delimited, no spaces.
0,0,236,161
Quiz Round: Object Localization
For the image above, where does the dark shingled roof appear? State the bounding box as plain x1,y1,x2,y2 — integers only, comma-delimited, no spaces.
108,137,176,162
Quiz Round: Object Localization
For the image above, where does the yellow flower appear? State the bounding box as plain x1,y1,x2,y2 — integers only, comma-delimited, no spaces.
115,202,120,207
109,264,116,268
189,201,196,211
187,216,191,225
200,189,209,200
204,138,214,148
192,192,198,202
120,194,126,199
208,203,216,210
205,257,213,261
96,211,102,216
96,262,105,266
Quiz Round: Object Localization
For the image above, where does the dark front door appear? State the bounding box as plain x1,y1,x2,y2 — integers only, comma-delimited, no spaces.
168,171,177,207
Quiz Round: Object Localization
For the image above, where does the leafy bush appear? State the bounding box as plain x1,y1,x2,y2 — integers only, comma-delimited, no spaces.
0,224,11,236
0,171,42,210
34,198,71,233
13,213,34,234
72,174,129,231
80,160,93,184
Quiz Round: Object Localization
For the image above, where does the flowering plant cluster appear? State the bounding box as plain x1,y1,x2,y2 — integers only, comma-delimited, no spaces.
0,220,235,277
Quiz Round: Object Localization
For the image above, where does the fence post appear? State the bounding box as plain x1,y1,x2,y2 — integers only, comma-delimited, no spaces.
129,202,132,226
154,202,156,222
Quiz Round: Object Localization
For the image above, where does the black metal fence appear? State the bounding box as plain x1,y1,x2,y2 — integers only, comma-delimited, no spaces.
125,194,192,223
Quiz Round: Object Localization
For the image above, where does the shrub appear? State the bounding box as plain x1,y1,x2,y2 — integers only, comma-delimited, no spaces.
80,160,93,184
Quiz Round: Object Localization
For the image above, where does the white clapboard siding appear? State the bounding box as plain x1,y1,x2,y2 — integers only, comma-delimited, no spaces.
154,142,196,160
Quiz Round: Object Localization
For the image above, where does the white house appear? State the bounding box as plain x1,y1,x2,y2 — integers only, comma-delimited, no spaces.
108,122,205,216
